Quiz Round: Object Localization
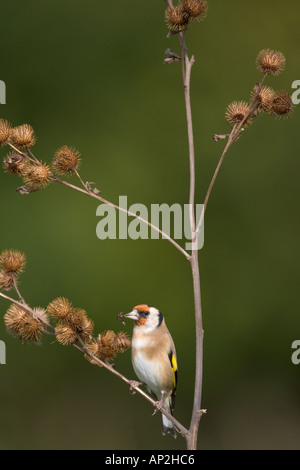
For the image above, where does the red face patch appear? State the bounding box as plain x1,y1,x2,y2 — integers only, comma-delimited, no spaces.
134,317,148,327
134,304,149,312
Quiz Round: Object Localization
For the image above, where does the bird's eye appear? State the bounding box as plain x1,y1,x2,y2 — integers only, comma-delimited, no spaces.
144,311,149,316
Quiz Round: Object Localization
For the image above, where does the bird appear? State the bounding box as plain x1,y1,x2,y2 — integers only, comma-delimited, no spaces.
123,304,178,438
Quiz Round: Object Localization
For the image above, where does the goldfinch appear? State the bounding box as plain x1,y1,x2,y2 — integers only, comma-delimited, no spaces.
124,304,178,438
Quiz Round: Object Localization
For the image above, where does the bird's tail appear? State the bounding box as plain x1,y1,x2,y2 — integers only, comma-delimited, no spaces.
161,395,177,439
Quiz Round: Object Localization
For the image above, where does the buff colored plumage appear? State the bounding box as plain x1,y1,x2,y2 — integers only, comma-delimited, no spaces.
124,304,178,438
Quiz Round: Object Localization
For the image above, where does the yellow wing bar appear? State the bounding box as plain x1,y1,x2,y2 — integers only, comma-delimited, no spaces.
171,354,178,389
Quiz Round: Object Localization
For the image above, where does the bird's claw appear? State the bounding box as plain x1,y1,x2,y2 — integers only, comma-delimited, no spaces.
152,400,163,415
129,380,142,394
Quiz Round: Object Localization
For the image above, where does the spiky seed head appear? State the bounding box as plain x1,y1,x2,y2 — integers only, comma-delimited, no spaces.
3,151,28,175
18,316,44,343
0,271,14,291
47,297,73,320
23,163,52,190
182,0,208,20
84,340,103,365
79,316,94,340
225,101,252,127
98,345,117,362
100,330,116,348
33,307,49,326
55,323,77,345
86,330,131,362
97,331,118,361
4,304,28,332
0,249,26,274
52,146,81,175
252,86,276,112
165,5,190,31
11,124,36,148
4,304,43,343
67,308,88,329
0,119,12,146
64,308,93,339
114,332,131,353
256,49,286,76
272,91,294,118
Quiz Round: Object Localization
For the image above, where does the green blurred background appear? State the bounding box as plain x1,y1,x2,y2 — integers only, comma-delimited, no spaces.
0,0,299,450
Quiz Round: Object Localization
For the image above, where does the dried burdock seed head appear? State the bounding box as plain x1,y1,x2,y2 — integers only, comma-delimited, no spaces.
165,5,190,31
0,119,12,146
0,249,26,274
33,307,49,326
225,101,252,127
47,297,73,320
182,0,208,20
99,329,116,348
3,151,28,175
84,340,102,365
65,308,94,340
4,304,28,332
55,323,77,345
18,316,44,343
252,86,276,113
94,330,130,362
11,124,36,148
67,307,88,329
98,345,117,362
272,91,294,118
256,49,286,76
4,304,43,343
0,271,14,291
52,145,81,175
79,317,94,340
97,331,118,362
114,332,131,353
23,163,52,190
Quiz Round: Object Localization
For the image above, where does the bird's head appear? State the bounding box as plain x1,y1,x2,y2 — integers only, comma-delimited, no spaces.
123,304,163,330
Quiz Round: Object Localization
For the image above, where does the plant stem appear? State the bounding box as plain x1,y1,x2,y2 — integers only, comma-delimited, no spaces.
0,289,189,437
0,291,54,331
76,334,189,437
195,73,268,237
53,176,191,261
179,32,204,449
12,278,26,304
7,143,37,164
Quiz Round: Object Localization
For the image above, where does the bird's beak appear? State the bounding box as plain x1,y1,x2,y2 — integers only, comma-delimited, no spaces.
123,310,139,321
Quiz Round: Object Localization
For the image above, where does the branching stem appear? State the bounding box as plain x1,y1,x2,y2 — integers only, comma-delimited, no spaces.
0,289,189,437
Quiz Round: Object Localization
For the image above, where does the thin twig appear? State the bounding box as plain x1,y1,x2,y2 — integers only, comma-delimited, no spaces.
7,143,37,164
195,72,268,237
75,169,88,191
0,291,54,331
0,289,189,437
53,176,191,261
27,147,41,164
178,30,204,449
12,278,26,304
76,334,189,437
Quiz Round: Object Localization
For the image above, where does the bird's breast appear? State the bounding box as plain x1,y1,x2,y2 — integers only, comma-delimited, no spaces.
132,348,163,398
